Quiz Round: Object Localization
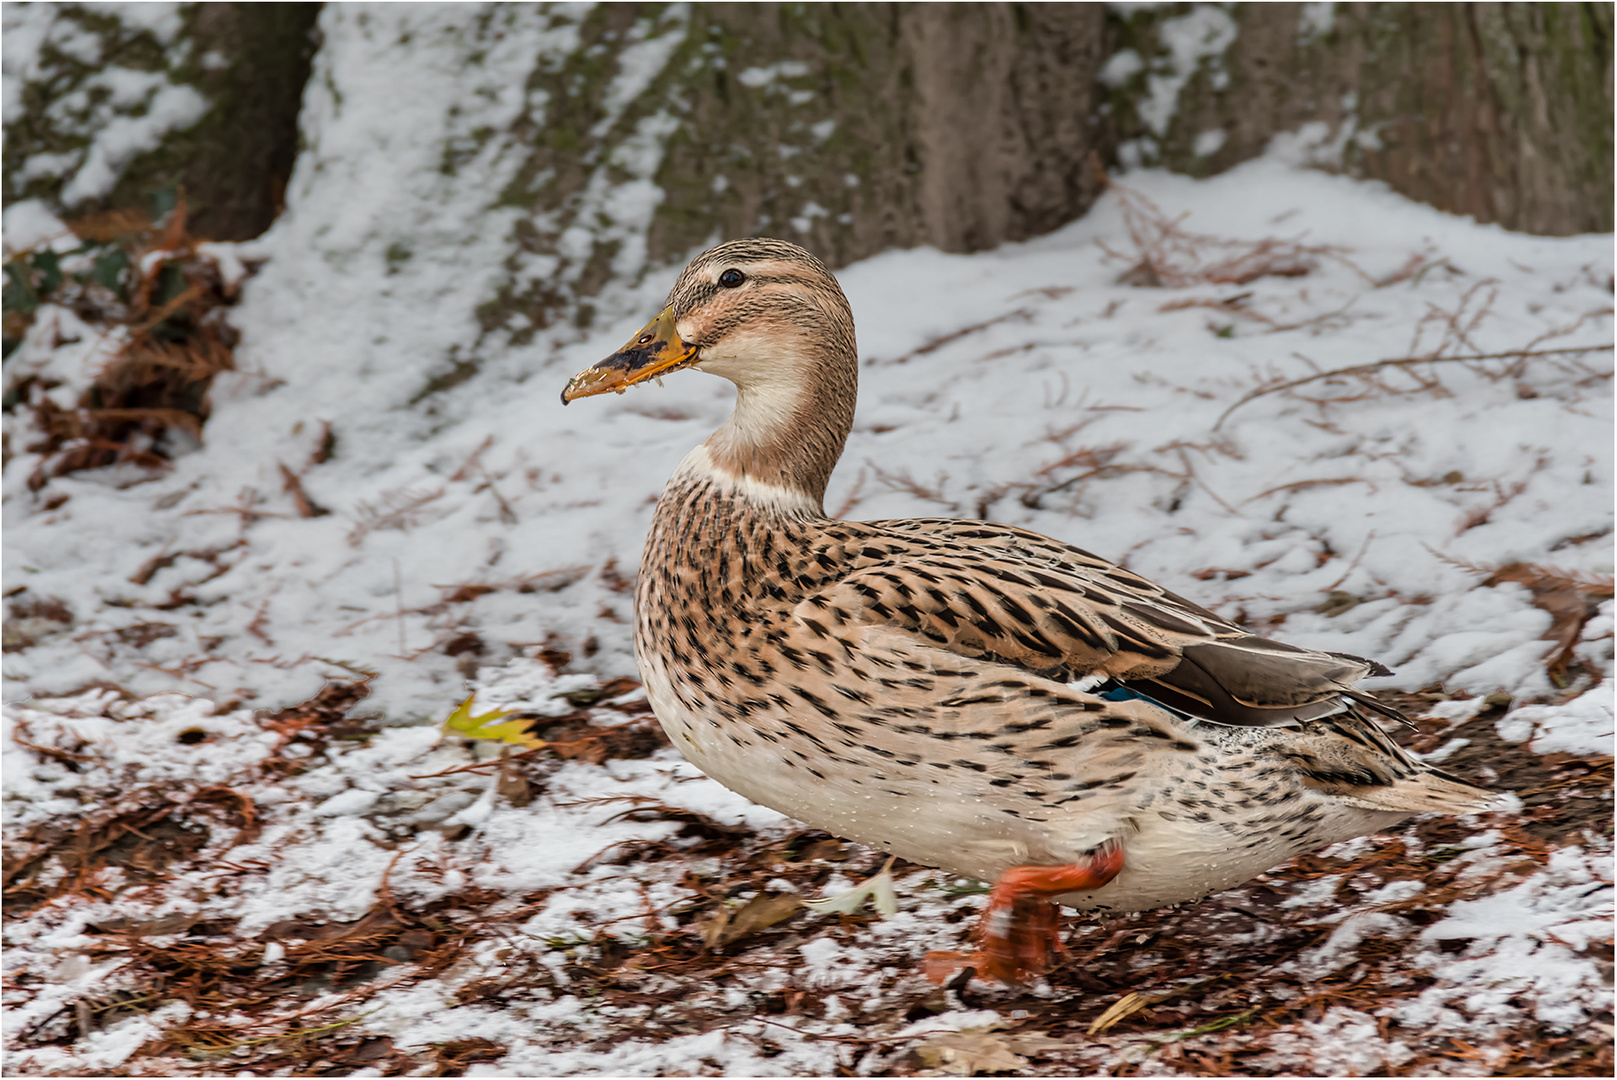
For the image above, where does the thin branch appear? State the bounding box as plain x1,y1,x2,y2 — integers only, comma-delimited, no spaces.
1213,344,1614,430
886,310,1030,365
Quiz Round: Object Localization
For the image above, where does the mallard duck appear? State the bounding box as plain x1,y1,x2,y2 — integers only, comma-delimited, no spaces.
561,238,1493,984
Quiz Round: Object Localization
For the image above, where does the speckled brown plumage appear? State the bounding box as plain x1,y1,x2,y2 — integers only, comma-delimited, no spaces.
564,237,1495,980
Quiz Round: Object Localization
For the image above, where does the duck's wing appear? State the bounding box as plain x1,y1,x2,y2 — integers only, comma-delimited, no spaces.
808,518,1404,729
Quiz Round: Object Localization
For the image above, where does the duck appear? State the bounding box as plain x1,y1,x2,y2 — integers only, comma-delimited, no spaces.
560,237,1494,984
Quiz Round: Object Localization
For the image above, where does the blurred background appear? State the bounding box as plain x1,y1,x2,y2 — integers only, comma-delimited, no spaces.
2,2,1612,718
5,4,1611,258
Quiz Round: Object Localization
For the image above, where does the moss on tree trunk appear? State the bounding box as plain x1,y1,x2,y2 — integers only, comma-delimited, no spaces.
3,2,317,241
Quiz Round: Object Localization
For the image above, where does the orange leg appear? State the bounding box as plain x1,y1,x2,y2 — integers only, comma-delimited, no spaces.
924,842,1124,985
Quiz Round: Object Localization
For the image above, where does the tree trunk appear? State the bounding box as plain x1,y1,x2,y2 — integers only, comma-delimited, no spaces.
5,2,1608,258
2,2,318,242
647,3,1110,269
1103,2,1613,236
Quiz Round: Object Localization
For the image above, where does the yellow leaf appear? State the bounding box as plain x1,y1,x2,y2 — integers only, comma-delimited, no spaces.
442,695,544,749
1088,991,1155,1035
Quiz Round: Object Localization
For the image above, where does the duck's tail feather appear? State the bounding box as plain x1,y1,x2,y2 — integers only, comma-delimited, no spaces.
1330,765,1500,815
1280,709,1498,815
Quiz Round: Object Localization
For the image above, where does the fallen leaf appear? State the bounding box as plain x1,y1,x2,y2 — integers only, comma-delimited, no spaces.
699,892,803,949
1483,562,1614,681
801,856,899,916
1088,990,1155,1034
495,747,533,806
442,695,543,749
912,1029,1070,1076
795,838,848,862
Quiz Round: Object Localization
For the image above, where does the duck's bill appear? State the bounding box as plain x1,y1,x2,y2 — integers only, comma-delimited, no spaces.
560,306,698,404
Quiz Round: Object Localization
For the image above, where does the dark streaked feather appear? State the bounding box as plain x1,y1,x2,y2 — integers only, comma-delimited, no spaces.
825,519,1408,730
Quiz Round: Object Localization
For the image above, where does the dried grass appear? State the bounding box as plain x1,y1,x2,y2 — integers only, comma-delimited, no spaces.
2,780,257,918
868,464,960,512
1098,173,1356,290
7,196,246,491
1427,554,1615,685
347,486,449,546
1212,344,1612,430
1210,280,1611,430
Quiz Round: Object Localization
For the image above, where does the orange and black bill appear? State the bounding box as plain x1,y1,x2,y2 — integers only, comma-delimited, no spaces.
560,306,698,404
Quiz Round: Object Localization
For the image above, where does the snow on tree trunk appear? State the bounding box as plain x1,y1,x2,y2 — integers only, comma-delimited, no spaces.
2,2,317,241
8,2,1608,262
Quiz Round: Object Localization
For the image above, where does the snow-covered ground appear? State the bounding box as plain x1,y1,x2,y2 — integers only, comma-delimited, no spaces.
3,6,1613,1075
6,157,1612,719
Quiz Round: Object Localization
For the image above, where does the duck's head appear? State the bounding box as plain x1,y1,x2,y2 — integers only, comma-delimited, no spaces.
562,237,858,505
561,237,855,403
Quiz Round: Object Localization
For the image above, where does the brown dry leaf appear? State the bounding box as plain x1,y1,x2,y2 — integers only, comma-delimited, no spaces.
912,1029,1070,1076
1088,990,1156,1034
795,838,848,862
495,748,532,808
699,892,802,949
1485,562,1614,680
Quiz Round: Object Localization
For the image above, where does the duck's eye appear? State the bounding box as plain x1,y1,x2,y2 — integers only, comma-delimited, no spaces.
718,268,746,289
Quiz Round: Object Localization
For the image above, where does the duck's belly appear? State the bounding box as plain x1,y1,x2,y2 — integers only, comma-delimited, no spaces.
1055,800,1408,912
638,651,1085,880
640,652,1410,912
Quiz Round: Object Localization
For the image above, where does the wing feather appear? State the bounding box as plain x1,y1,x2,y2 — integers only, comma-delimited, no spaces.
806,518,1406,729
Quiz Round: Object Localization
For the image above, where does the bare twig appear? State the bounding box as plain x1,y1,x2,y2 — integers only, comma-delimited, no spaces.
1097,173,1365,288
450,436,495,483
1213,344,1613,429
868,464,958,511
831,466,868,520
1323,529,1377,592
475,463,518,526
888,310,1030,365
278,463,328,518
347,486,447,545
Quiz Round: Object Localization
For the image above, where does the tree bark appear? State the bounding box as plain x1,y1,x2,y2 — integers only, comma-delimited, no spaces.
5,2,1608,255
646,3,1111,270
1105,2,1613,236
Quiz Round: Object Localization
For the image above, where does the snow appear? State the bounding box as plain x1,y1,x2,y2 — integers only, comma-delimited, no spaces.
1099,49,1145,89
596,9,689,129
1297,2,1337,43
1,199,73,255
1137,5,1237,136
59,82,209,204
3,5,1613,1073
8,155,1608,724
1192,128,1227,157
1496,681,1614,756
1401,845,1614,1034
78,1,187,45
4,3,209,206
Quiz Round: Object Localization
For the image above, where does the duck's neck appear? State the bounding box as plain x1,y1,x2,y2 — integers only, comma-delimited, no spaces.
699,343,856,515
